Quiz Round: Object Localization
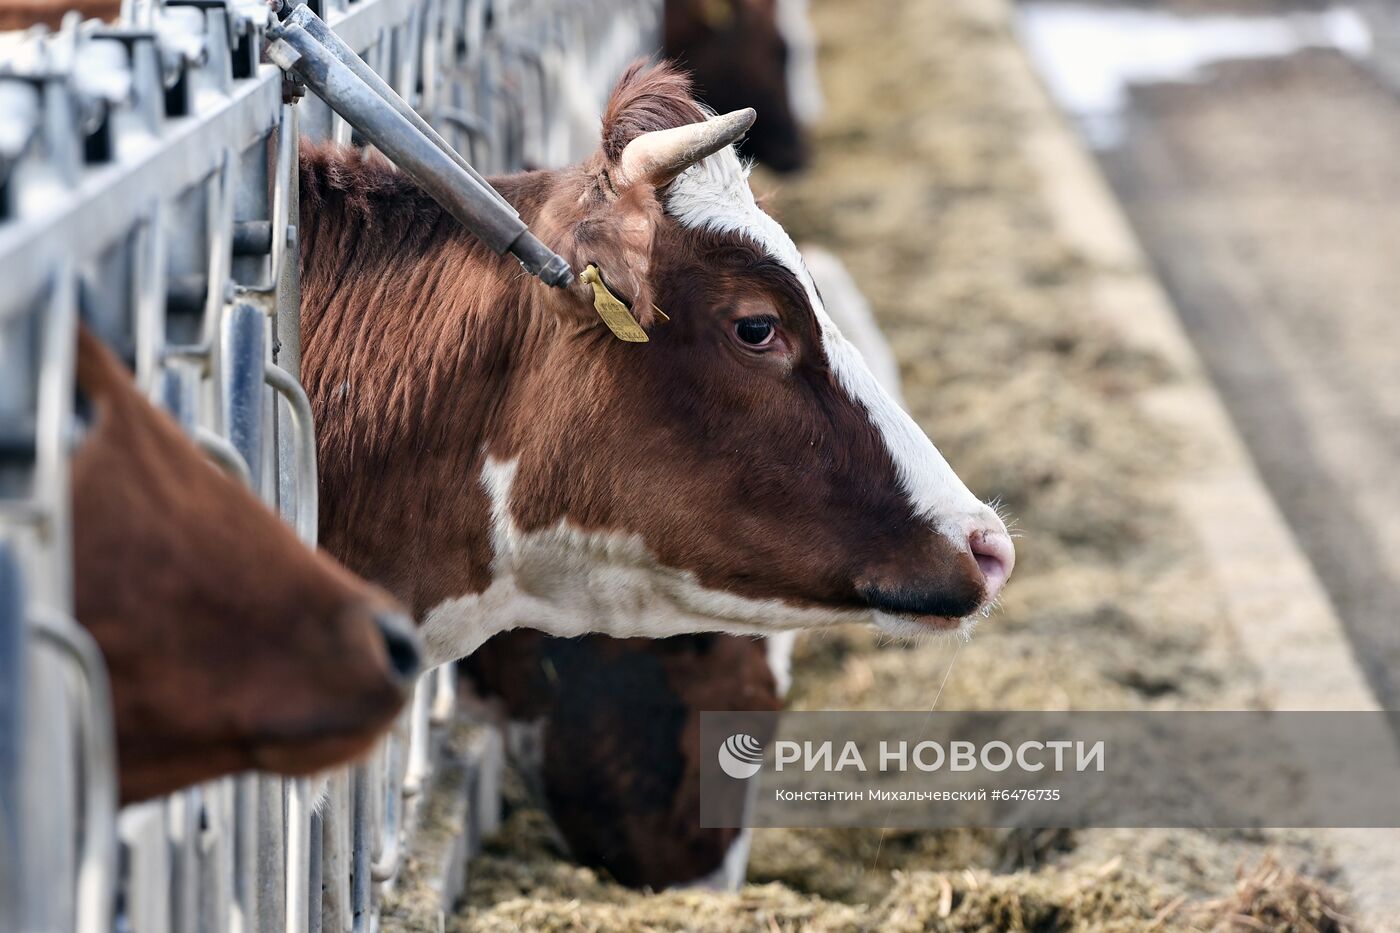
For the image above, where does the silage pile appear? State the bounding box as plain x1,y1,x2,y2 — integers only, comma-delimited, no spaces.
453,0,1361,928
459,799,1354,933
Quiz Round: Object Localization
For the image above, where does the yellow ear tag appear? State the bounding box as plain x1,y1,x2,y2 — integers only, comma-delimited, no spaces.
581,265,648,343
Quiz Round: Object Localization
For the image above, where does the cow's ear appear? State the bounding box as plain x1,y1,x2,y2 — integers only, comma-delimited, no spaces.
544,110,754,333
534,180,667,333
536,63,753,334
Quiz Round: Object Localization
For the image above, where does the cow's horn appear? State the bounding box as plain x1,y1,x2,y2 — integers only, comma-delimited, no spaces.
616,108,757,188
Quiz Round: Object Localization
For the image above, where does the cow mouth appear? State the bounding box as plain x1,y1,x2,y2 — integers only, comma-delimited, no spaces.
856,581,985,623
871,609,983,641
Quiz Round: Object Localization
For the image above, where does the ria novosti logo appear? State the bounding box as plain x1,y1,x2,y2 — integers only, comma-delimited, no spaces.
717,733,765,779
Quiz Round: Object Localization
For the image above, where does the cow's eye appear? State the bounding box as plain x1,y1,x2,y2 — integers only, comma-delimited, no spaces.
734,317,777,348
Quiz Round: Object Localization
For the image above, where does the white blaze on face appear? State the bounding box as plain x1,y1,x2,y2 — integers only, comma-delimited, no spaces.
800,244,903,403
664,147,1004,546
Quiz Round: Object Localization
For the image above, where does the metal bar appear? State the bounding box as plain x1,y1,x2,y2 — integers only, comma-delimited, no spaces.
308,807,324,933
266,21,573,287
263,363,317,545
320,772,352,933
232,220,273,256
0,68,283,319
33,264,77,611
0,546,25,933
234,774,261,930
438,107,491,166
431,663,456,722
285,776,310,933
132,203,168,392
238,103,298,299
29,608,117,933
197,780,234,933
117,803,172,933
219,302,267,491
256,776,287,933
168,790,200,933
284,2,513,214
368,731,402,883
350,766,371,933
405,680,431,798
194,426,255,487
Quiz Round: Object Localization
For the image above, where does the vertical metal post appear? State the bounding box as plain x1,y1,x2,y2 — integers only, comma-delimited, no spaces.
308,807,324,933
255,776,286,933
0,546,26,933
219,302,268,490
319,772,352,933
285,777,311,933
234,774,261,932
350,766,371,933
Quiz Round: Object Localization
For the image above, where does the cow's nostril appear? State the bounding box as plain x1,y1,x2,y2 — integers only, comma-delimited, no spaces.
968,528,1015,604
374,611,422,683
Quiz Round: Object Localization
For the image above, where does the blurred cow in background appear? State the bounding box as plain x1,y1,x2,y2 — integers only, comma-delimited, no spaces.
664,0,823,172
73,327,420,803
463,629,785,888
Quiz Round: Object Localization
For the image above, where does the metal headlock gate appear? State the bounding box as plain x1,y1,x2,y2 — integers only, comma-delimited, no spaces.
0,0,658,929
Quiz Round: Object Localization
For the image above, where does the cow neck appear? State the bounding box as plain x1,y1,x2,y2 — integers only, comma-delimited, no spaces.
298,150,560,615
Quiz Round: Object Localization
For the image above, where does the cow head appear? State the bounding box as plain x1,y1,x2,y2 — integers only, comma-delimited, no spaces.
424,64,1013,659
464,629,779,889
664,0,815,172
71,328,419,803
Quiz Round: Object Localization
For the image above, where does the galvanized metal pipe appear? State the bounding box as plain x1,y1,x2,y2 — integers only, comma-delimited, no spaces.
285,776,311,933
284,3,513,215
30,608,117,933
264,362,317,546
194,426,256,488
350,765,371,933
220,302,268,492
266,21,573,288
0,547,26,933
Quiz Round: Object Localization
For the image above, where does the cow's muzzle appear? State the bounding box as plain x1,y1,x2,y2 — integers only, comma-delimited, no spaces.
857,519,1015,625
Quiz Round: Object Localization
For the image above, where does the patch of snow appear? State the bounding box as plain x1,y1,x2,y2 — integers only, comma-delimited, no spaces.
1018,3,1373,148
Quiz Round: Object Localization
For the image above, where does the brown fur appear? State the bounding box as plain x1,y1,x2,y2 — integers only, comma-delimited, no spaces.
0,0,117,29
71,327,414,803
299,62,981,638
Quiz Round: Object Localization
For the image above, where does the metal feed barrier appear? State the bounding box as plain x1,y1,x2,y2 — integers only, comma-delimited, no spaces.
0,0,658,929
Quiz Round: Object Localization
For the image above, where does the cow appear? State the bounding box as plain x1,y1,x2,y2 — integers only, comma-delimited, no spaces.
72,326,420,803
460,248,899,890
664,0,823,172
298,60,1014,671
0,0,110,29
463,628,784,889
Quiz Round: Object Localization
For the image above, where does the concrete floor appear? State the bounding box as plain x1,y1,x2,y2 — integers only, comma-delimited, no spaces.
1099,46,1400,708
